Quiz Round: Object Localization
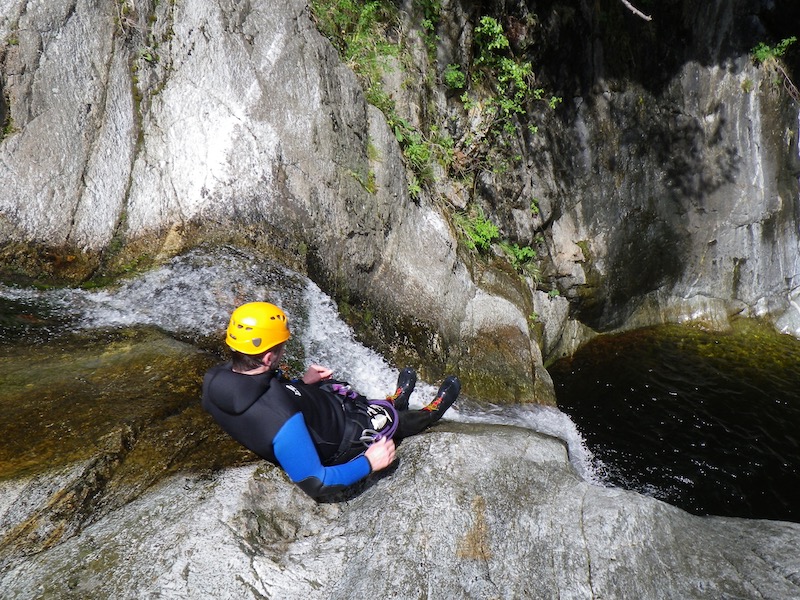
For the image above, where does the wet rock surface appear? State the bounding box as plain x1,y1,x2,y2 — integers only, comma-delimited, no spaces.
0,328,253,564
3,0,800,404
2,422,799,599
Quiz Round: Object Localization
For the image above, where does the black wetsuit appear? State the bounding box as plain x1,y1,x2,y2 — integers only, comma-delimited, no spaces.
202,364,442,499
202,363,373,498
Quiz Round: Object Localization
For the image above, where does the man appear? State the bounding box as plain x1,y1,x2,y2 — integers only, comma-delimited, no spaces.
202,301,460,499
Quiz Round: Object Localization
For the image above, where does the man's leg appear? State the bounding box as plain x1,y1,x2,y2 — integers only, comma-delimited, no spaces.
386,367,416,411
396,376,460,440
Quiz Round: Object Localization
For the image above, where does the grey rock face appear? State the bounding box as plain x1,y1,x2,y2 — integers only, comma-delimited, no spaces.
516,1,800,335
547,60,800,333
0,0,135,249
1,423,798,599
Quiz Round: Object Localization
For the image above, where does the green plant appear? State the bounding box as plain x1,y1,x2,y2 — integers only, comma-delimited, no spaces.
2,116,14,138
407,174,422,198
431,127,456,168
501,242,536,269
500,241,540,280
367,140,381,161
310,0,400,94
387,113,463,188
319,6,510,183
751,36,799,101
350,169,377,193
308,2,560,196
418,0,442,55
444,64,466,90
312,1,448,186
752,36,797,64
460,91,476,110
474,16,508,58
139,48,158,63
452,14,560,173
454,208,499,252
403,132,432,172
472,16,532,124
386,114,434,187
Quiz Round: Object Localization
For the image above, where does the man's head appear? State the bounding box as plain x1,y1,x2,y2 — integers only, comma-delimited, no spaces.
226,302,290,372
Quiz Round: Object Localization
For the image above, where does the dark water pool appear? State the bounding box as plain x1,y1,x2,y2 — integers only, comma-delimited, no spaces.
549,322,800,523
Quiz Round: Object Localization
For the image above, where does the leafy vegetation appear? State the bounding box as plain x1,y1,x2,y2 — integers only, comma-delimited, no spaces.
467,16,561,139
418,0,442,55
751,36,799,101
473,15,533,127
453,208,499,252
385,113,455,196
752,36,796,64
309,1,554,277
1,115,14,138
501,241,536,270
443,63,466,90
309,0,400,106
501,241,541,280
452,208,541,279
311,0,450,196
350,169,378,193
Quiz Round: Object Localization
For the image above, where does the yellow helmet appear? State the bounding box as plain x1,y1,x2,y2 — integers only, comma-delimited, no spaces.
226,302,290,354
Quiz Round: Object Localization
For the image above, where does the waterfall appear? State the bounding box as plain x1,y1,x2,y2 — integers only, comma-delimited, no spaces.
0,246,601,484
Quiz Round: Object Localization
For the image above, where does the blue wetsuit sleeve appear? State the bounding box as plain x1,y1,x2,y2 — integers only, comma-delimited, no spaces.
273,412,371,498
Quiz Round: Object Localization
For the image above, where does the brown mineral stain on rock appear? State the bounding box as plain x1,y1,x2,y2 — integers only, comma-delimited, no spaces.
457,495,492,561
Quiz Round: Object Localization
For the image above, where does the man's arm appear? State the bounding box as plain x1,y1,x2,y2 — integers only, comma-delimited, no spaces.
273,412,371,498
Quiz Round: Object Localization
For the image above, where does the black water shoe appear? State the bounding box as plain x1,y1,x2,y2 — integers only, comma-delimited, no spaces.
422,375,460,420
388,367,417,411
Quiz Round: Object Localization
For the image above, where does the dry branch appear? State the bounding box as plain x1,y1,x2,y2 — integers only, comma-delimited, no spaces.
620,0,652,21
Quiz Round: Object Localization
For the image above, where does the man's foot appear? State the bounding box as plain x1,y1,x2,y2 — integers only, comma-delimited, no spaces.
387,367,416,411
422,375,460,420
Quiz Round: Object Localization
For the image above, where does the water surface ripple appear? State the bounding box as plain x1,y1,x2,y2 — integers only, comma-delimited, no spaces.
549,324,800,523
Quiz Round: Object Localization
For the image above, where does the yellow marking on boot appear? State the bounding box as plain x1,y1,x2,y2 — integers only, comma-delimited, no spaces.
386,387,402,403
422,396,443,411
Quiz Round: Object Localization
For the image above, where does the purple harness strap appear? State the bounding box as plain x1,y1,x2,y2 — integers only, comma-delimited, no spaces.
328,383,399,442
330,383,360,400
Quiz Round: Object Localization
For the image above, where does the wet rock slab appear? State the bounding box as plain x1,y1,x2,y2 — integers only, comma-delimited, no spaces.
0,327,252,565
1,408,798,598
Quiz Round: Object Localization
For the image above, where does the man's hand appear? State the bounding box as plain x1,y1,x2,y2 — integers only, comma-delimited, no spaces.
301,364,333,385
364,438,396,472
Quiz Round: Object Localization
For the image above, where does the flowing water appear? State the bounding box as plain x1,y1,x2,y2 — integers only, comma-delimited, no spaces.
0,247,599,486
549,324,800,523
